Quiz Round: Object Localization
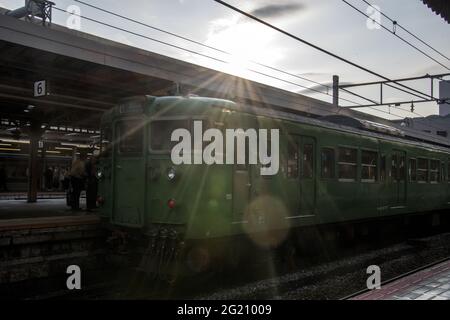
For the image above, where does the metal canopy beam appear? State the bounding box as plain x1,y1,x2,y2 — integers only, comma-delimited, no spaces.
339,72,450,109
0,13,337,117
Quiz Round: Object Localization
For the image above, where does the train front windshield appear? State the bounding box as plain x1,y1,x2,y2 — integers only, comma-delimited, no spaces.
150,119,191,152
117,121,144,155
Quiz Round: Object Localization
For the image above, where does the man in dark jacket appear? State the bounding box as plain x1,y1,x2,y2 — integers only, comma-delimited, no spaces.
69,154,86,211
85,156,98,212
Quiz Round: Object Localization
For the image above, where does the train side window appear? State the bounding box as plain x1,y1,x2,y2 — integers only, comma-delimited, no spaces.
338,147,357,181
391,154,398,181
430,160,440,183
399,154,406,181
380,155,386,182
321,148,335,179
409,158,417,182
117,121,143,155
417,158,428,182
287,141,299,179
441,162,445,182
361,150,378,182
448,160,450,182
302,144,313,179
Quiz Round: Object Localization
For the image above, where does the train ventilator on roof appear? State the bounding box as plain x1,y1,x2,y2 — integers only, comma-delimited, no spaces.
358,119,405,137
321,115,405,137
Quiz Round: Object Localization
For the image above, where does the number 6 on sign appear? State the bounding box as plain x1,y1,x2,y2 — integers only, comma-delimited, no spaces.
34,80,46,97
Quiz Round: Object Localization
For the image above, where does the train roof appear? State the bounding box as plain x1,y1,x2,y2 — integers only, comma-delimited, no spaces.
102,95,450,154
231,103,450,154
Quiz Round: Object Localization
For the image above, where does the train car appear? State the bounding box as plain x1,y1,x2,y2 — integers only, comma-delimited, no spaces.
96,95,450,277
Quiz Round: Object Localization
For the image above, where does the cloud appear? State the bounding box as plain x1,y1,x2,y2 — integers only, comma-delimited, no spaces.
249,3,306,19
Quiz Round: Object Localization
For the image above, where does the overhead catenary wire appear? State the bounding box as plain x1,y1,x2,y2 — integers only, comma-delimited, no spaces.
54,6,409,120
55,5,362,106
212,0,441,103
342,0,450,71
361,0,450,62
71,0,433,119
73,0,330,92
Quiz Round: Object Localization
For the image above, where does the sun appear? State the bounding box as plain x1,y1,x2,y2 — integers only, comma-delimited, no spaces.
205,18,284,76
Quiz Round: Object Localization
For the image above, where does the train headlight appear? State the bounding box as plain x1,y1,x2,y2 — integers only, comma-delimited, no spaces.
96,169,103,180
167,167,176,181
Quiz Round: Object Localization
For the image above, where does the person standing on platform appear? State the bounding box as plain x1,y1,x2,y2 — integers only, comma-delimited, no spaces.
69,154,86,211
45,166,53,191
59,167,67,191
85,156,98,212
53,166,60,190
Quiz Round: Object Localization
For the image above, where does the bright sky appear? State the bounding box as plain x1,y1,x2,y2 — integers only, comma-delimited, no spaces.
1,0,449,119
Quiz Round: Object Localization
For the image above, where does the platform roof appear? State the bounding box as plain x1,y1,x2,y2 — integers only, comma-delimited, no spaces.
0,11,449,148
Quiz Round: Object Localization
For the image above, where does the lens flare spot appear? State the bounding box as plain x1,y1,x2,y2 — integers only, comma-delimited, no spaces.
243,195,290,249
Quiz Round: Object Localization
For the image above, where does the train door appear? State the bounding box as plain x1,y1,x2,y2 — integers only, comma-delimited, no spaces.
231,117,258,223
112,120,145,227
378,153,389,213
391,150,406,208
285,135,300,217
448,159,450,204
299,136,316,215
232,158,251,222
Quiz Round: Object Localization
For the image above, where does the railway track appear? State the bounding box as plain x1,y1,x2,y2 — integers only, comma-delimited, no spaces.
341,256,450,300
59,231,450,300
191,232,450,300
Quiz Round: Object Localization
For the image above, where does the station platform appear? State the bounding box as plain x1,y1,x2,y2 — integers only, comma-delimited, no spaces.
0,198,87,220
0,214,100,231
0,214,104,289
351,259,450,300
0,192,66,200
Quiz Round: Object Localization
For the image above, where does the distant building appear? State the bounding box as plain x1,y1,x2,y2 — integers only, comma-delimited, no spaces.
393,80,450,140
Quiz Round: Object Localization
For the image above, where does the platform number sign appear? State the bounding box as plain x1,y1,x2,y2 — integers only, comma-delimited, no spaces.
34,80,46,97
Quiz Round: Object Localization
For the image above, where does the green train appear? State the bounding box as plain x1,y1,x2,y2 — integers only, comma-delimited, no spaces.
96,95,450,275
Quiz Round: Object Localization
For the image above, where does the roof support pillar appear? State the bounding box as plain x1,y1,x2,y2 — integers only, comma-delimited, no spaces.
27,120,43,203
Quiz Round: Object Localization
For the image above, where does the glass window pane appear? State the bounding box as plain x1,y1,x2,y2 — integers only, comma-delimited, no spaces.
430,160,440,182
338,147,357,163
380,155,386,182
447,161,450,181
399,154,406,181
338,147,357,181
391,154,398,181
287,141,298,179
361,150,377,182
321,148,335,179
338,164,357,180
117,121,143,155
302,144,313,179
418,158,428,182
150,120,190,151
409,159,417,181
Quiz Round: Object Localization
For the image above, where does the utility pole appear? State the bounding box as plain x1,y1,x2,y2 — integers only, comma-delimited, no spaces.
333,75,339,107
